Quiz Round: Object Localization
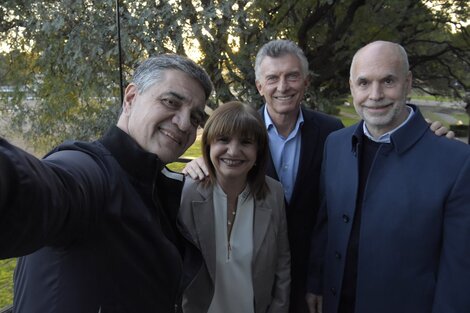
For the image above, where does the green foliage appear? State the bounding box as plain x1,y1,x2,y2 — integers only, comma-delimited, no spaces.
167,135,203,172
0,0,469,148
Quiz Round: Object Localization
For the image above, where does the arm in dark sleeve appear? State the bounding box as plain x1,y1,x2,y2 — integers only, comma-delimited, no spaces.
307,198,327,294
0,141,18,209
307,138,330,295
432,155,470,312
0,138,109,258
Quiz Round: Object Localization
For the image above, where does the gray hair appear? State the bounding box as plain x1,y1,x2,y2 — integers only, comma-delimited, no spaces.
132,54,213,100
254,39,309,81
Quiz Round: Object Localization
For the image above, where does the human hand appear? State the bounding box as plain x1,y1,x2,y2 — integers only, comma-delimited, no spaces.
426,119,455,139
181,157,209,180
306,293,322,313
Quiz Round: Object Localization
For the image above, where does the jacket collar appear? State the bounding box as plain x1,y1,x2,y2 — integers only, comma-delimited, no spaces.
190,181,272,274
99,126,164,182
351,104,428,155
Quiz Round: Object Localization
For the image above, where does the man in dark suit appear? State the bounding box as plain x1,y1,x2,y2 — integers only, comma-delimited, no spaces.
307,41,470,313
183,40,452,313
184,39,344,313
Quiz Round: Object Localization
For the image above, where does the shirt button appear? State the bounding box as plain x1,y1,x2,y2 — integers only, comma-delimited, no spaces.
335,251,341,259
330,287,337,295
342,214,350,223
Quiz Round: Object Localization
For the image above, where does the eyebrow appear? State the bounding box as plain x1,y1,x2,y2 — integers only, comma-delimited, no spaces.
264,74,278,79
161,91,186,101
161,91,205,117
355,73,397,81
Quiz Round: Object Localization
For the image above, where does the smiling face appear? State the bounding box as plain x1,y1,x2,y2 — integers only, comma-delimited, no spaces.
118,69,206,163
255,54,309,119
350,41,412,138
209,134,258,186
201,101,269,197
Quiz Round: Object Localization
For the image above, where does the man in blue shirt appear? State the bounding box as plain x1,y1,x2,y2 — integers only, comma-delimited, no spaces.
184,40,452,313
185,40,344,313
307,41,470,313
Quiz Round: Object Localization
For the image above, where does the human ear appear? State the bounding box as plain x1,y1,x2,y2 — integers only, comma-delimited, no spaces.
123,84,138,115
255,80,264,96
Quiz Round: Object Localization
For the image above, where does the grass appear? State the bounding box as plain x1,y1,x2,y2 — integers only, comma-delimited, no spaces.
338,103,469,129
165,102,470,172
167,130,204,172
0,259,16,308
0,139,204,308
409,93,456,103
1,103,468,307
338,104,361,127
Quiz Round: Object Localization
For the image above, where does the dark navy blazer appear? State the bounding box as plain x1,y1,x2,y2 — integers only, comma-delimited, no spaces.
309,106,470,313
261,106,343,312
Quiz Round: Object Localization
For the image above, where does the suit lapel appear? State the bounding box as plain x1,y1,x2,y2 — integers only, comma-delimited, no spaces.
266,149,279,181
291,109,319,203
252,198,271,260
259,106,279,181
191,185,216,282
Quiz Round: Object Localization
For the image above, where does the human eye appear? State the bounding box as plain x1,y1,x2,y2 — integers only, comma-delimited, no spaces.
216,136,229,143
287,72,301,81
357,79,368,87
241,137,254,145
159,97,181,109
384,77,395,86
265,75,278,84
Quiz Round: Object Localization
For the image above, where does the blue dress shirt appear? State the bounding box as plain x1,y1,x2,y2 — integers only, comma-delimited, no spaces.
264,106,304,203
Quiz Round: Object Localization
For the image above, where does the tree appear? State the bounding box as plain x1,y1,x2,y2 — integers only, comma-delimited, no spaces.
0,0,468,148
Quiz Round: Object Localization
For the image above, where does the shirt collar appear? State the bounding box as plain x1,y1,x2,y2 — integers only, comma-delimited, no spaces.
362,105,414,143
263,105,304,137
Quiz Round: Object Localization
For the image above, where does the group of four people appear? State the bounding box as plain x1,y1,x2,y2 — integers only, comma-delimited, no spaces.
0,38,469,313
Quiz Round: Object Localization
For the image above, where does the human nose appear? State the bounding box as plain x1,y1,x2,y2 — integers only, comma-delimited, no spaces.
173,108,192,132
226,140,241,155
277,77,288,92
368,82,384,101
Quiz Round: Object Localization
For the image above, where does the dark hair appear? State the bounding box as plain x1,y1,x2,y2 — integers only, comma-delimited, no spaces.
201,101,269,199
132,54,213,100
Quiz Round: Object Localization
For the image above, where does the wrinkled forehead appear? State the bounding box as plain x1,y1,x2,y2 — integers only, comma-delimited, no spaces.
260,54,303,75
161,70,207,104
351,43,407,78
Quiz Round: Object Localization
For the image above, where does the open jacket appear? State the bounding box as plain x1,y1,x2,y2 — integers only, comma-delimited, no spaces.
260,106,344,313
308,106,470,313
0,126,200,312
179,176,291,313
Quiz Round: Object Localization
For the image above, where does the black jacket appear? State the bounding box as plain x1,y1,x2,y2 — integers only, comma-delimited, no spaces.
0,126,200,312
260,106,344,313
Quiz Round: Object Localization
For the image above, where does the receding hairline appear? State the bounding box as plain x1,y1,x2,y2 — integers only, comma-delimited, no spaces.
350,41,409,79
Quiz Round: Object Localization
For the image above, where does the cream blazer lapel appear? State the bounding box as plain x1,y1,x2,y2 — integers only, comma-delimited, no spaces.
191,183,216,282
252,197,272,261
189,183,273,284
